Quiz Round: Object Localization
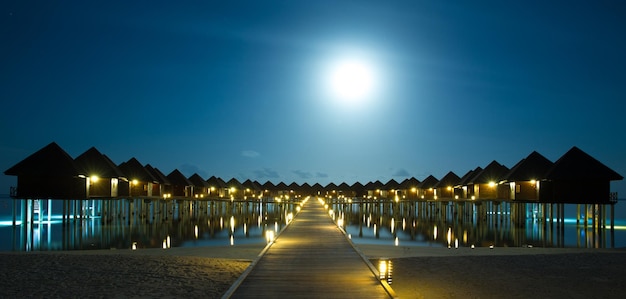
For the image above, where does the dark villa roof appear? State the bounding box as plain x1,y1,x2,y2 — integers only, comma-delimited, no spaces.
188,173,209,187
433,171,461,188
469,161,509,184
261,180,275,190
337,182,351,191
350,181,365,193
399,177,421,189
275,181,289,190
118,158,157,183
369,180,384,190
502,151,553,182
325,182,338,191
4,142,85,177
145,164,171,185
418,175,439,189
458,167,482,186
351,181,364,189
288,182,300,191
226,178,244,190
384,179,400,190
74,147,125,179
243,179,262,191
545,146,623,181
311,183,324,191
206,176,227,189
167,169,193,186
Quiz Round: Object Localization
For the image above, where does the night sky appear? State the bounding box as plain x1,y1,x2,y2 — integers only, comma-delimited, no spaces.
2,1,625,195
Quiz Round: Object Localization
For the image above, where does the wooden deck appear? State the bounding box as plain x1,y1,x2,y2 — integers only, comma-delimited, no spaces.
223,199,396,298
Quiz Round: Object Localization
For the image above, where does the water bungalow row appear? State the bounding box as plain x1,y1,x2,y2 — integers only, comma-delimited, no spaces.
3,142,623,205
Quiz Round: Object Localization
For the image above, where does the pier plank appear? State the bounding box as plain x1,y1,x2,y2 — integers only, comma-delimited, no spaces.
225,200,394,298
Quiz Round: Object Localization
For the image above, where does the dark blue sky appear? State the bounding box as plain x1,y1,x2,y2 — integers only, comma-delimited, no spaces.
2,1,625,194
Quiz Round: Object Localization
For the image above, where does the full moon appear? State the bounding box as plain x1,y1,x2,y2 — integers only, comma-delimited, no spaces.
327,58,378,103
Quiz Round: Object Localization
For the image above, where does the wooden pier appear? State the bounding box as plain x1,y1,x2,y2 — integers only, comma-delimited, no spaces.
223,199,396,298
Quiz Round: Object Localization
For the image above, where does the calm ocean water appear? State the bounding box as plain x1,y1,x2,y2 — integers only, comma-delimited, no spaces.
1,195,625,251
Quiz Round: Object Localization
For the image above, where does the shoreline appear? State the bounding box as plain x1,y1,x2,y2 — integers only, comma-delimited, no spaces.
2,245,626,298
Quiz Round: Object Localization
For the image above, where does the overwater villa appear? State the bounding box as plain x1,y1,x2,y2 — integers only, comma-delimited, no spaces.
4,142,623,216
417,175,439,200
117,157,157,198
433,171,461,200
500,151,554,201
3,142,625,252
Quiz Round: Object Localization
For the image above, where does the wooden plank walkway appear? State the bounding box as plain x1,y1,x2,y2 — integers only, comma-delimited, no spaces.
223,199,395,298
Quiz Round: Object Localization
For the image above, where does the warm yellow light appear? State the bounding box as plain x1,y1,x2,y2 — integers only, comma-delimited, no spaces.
489,181,496,187
210,187,216,191
132,242,137,250
411,187,416,192
378,260,388,280
447,186,452,191
132,179,138,185
455,195,459,199
230,187,236,193
266,230,275,243
91,175,99,183
530,179,536,184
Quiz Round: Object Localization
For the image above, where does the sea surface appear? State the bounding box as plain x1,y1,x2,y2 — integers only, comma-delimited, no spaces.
1,195,625,251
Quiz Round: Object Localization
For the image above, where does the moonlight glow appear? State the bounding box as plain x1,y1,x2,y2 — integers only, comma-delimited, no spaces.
326,57,379,103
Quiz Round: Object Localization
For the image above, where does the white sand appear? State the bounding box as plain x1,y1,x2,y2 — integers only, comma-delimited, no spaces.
2,244,625,298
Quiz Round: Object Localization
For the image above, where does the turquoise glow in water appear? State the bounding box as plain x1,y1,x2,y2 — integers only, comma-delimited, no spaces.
0,196,293,251
1,196,625,251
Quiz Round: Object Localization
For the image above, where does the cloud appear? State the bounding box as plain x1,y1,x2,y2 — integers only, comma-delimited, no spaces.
178,163,208,178
315,172,329,178
392,168,410,177
241,150,260,158
253,168,280,179
292,170,312,179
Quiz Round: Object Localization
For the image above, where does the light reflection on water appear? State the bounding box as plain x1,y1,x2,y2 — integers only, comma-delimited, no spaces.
0,196,296,252
333,200,626,249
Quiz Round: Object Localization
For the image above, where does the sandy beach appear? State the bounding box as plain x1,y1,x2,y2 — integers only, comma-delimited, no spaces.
2,244,626,298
